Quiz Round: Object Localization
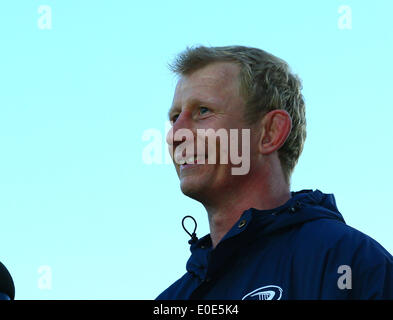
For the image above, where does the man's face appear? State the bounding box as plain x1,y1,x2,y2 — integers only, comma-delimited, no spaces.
166,62,255,201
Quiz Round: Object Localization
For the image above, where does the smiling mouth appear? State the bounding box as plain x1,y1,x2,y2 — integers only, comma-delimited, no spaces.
175,154,209,165
179,162,205,173
177,156,210,172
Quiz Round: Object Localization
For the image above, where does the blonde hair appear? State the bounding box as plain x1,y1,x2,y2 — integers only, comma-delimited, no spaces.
168,45,306,184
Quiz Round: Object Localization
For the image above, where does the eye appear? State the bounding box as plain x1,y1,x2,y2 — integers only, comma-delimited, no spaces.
198,106,210,116
171,114,179,123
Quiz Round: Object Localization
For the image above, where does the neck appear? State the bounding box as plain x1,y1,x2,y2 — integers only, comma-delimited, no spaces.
203,160,290,248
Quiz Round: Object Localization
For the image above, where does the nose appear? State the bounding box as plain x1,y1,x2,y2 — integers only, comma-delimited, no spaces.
166,110,196,162
166,110,192,147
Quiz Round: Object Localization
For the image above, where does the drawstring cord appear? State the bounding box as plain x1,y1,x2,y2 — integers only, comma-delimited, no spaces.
182,215,198,244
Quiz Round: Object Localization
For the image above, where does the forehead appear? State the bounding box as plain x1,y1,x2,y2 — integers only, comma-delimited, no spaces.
170,62,242,111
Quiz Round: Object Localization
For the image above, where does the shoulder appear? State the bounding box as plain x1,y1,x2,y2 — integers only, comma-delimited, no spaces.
296,218,393,264
285,217,393,270
286,218,393,298
295,218,393,297
156,272,194,300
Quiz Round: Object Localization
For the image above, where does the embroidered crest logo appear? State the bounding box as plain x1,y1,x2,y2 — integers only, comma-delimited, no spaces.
242,285,283,300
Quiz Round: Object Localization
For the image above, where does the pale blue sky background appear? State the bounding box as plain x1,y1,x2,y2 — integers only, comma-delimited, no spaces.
0,0,392,299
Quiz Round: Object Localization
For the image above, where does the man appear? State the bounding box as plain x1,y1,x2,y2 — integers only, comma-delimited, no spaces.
157,45,393,299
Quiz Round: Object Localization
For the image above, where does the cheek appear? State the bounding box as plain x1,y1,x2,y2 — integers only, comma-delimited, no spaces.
203,132,228,164
168,144,174,160
166,127,174,145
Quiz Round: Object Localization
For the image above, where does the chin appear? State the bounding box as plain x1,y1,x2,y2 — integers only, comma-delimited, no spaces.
180,179,208,201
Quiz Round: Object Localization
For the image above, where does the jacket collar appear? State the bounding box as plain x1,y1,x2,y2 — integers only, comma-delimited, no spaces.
186,189,345,280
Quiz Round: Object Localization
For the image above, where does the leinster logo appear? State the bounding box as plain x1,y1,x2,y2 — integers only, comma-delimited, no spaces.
242,285,283,300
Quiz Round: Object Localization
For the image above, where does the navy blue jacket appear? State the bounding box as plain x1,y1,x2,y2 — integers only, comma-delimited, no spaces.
157,189,393,300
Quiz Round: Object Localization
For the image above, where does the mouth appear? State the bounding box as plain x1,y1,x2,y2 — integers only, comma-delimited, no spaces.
175,153,208,164
178,155,209,171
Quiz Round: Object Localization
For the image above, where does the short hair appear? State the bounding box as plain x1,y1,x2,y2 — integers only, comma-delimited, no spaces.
168,45,306,185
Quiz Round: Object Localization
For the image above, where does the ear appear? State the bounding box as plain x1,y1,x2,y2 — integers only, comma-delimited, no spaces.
258,110,292,155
